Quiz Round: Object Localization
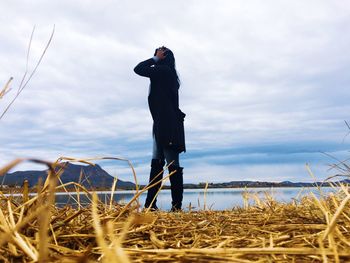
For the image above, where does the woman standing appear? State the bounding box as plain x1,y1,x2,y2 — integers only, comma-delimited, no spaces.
134,46,186,211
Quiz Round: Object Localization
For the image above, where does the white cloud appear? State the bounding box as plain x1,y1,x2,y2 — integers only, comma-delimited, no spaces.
1,1,350,182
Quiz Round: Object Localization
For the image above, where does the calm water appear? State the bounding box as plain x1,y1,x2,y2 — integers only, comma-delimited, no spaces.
51,187,336,211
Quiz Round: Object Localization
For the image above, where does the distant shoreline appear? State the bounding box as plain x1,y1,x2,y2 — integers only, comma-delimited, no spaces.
3,163,348,192
0,184,342,195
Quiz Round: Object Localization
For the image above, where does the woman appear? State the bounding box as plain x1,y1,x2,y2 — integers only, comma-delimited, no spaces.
134,46,186,211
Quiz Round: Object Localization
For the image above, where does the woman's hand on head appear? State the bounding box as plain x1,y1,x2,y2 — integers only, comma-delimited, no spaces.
155,48,167,60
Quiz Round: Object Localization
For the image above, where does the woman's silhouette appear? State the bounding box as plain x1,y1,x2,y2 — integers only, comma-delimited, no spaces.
134,46,186,211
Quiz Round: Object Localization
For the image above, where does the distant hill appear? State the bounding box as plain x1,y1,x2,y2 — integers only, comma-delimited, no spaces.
2,163,349,190
1,162,136,190
182,178,350,189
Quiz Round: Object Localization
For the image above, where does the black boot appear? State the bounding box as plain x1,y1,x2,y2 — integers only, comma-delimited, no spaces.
145,159,165,210
169,165,183,211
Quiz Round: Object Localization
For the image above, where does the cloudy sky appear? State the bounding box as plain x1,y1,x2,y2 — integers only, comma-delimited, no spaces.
1,1,350,184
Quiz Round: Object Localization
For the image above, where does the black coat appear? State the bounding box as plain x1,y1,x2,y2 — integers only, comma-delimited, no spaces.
134,58,186,153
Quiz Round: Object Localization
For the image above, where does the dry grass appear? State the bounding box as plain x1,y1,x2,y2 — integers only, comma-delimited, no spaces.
0,26,54,120
0,78,13,100
0,157,350,262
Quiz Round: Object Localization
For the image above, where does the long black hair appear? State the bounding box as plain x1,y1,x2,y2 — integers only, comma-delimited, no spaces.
154,47,180,89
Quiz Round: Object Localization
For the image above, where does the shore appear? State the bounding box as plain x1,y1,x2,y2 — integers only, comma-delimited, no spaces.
1,185,350,262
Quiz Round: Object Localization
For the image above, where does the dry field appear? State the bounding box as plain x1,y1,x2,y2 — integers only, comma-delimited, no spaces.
0,157,350,263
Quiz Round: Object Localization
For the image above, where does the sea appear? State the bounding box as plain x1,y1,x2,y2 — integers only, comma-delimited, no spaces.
50,187,337,211
7,187,338,211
